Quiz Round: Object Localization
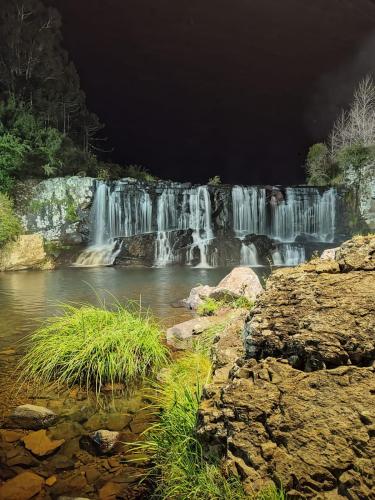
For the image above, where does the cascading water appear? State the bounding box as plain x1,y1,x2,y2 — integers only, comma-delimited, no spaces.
272,244,306,266
232,186,266,236
76,180,340,268
240,243,260,266
270,188,336,242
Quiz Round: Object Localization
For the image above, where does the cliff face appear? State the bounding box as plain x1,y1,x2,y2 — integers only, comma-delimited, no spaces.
198,235,375,498
345,164,375,232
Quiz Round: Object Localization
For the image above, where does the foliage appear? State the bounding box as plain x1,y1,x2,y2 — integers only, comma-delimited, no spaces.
19,302,169,396
197,297,221,316
0,192,22,246
124,164,157,182
306,143,332,186
306,76,375,186
197,296,254,317
208,175,222,186
0,132,28,191
132,352,247,499
336,144,375,172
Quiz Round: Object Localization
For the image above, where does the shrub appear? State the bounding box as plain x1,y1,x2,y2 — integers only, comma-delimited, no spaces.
0,133,28,192
306,143,333,185
208,175,222,186
19,302,169,396
124,164,157,182
197,296,254,316
336,144,375,171
0,193,22,246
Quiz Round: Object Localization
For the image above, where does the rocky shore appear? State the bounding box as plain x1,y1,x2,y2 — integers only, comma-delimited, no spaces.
198,235,375,498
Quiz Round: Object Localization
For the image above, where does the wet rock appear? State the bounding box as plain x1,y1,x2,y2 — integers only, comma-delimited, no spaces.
83,414,105,432
9,404,58,430
98,481,124,500
0,430,24,443
199,359,375,498
106,413,132,432
49,473,88,497
50,421,83,441
0,471,45,500
22,429,65,457
6,447,39,467
88,430,120,455
45,475,57,487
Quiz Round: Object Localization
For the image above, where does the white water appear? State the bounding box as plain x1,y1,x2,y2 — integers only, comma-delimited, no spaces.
76,181,338,268
272,244,306,266
232,186,266,236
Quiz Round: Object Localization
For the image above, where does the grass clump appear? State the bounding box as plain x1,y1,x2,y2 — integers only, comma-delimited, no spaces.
133,351,248,499
19,302,169,396
0,193,22,247
197,296,254,317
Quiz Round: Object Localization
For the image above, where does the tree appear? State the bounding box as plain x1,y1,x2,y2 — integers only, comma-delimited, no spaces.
306,143,332,186
0,133,28,191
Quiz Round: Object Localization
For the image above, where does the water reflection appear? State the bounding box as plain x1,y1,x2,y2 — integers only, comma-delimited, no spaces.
0,267,265,349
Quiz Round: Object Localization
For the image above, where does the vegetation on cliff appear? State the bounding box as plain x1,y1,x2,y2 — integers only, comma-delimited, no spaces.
0,192,22,245
306,76,375,186
19,302,168,396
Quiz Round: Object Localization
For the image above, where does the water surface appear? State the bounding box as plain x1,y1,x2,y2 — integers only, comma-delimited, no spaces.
0,266,267,349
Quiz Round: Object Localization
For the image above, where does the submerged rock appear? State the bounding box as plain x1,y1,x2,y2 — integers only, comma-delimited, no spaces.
9,404,58,430
22,429,65,457
0,471,45,500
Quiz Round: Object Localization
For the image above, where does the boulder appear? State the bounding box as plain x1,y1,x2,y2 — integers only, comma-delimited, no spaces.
198,359,375,499
336,234,375,271
0,471,45,500
245,246,375,370
184,267,263,310
88,430,120,455
9,404,58,430
0,235,54,272
22,429,65,457
320,247,339,260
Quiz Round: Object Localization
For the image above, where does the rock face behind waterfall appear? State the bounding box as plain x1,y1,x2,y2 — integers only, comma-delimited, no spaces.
198,235,375,498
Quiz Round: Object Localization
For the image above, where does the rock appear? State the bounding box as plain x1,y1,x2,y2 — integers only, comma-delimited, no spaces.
0,235,54,272
216,266,263,301
336,234,375,271
6,448,39,467
198,359,375,498
166,316,225,350
49,473,88,497
0,430,24,443
0,471,45,500
245,239,375,369
83,466,101,484
183,285,214,310
106,413,132,432
320,247,339,260
98,482,124,500
184,267,263,311
83,414,105,432
9,404,58,430
50,421,83,440
45,475,57,487
88,430,120,455
22,429,65,457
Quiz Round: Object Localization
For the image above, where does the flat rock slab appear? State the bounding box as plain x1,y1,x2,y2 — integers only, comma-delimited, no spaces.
0,471,45,500
23,429,65,457
10,404,58,430
199,359,375,498
167,316,225,349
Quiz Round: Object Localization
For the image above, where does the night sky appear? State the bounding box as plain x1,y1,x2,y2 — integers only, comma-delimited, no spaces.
52,0,375,184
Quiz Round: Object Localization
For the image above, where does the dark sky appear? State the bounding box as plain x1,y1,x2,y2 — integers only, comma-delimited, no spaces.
51,0,375,184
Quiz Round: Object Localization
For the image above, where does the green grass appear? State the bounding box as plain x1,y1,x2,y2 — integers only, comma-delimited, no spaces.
19,302,169,396
197,296,254,317
0,193,22,247
131,352,248,499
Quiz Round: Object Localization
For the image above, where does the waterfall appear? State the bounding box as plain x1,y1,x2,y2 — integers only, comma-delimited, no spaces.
188,186,215,268
271,188,336,242
75,181,152,266
240,243,259,266
272,244,306,266
76,180,339,268
232,186,266,236
154,189,178,267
